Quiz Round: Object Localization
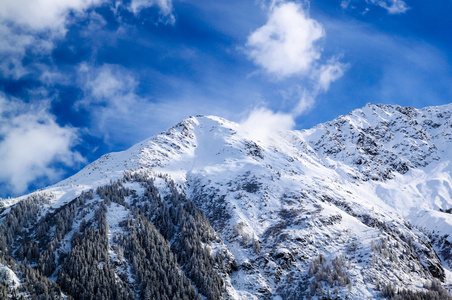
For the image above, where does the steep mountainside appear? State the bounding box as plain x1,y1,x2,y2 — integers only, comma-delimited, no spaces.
1,103,452,299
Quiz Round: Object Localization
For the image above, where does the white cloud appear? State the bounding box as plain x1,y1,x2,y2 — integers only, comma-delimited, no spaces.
246,2,325,79
340,0,408,14
316,59,347,92
292,88,316,116
76,63,155,144
0,94,83,194
78,63,137,101
0,0,176,32
243,1,347,140
0,0,104,32
0,23,55,79
0,0,102,79
0,25,34,79
77,63,137,117
129,0,175,24
76,63,262,146
340,0,351,9
240,108,295,144
368,0,409,14
0,0,175,79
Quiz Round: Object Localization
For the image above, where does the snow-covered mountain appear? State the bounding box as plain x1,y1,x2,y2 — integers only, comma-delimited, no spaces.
1,103,452,299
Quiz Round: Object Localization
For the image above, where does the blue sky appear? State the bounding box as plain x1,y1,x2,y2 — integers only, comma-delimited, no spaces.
0,0,451,197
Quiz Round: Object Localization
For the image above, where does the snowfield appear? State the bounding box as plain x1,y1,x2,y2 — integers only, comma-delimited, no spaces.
1,103,452,299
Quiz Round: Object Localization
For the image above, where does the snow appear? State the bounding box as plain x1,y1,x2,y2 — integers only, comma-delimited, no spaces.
106,202,129,230
3,103,452,299
0,263,20,288
106,202,129,266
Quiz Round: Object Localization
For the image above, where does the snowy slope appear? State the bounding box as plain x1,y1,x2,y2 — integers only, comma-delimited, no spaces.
1,103,452,299
51,104,452,240
300,103,452,237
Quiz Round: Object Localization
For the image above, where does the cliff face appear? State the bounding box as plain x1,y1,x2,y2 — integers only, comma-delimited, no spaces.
1,103,452,299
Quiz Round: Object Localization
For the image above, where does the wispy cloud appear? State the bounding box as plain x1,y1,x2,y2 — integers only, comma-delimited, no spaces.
378,43,452,106
76,63,145,143
76,63,192,146
341,0,409,14
0,0,176,80
0,0,180,195
315,59,347,93
0,0,103,80
0,93,83,194
367,0,409,14
0,0,104,32
321,16,452,108
340,0,351,9
0,25,35,79
74,62,263,146
0,0,175,31
129,0,175,24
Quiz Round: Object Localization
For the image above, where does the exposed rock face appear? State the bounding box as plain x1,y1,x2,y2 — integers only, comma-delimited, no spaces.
1,103,452,299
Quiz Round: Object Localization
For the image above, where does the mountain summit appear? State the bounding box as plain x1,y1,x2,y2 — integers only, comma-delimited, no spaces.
1,103,452,299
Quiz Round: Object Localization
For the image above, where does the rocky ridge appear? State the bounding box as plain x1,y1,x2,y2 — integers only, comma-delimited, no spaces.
1,103,452,299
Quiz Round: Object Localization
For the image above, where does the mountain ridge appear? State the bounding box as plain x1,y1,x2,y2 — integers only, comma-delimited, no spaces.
1,103,452,299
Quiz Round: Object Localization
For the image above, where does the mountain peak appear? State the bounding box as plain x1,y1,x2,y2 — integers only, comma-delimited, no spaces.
3,103,452,299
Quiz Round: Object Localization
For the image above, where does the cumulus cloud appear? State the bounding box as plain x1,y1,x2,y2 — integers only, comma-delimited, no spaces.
246,2,325,79
0,94,83,194
368,0,409,14
243,1,346,141
246,1,346,100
